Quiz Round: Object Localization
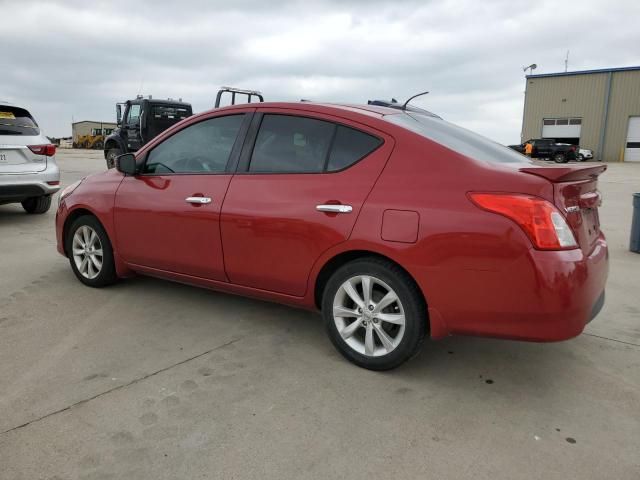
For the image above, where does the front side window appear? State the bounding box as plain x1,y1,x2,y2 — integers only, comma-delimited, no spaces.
144,115,244,174
126,104,141,125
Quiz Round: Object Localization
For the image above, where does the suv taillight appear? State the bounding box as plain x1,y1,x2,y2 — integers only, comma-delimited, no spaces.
469,193,578,250
28,144,56,156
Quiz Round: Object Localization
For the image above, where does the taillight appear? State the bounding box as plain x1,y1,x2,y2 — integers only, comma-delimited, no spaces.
469,193,578,250
28,144,56,156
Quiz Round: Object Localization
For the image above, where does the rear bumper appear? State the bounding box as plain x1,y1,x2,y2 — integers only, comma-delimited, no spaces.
423,234,609,341
0,160,60,202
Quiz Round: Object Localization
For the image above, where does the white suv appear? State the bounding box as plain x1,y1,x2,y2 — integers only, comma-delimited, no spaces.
0,102,60,213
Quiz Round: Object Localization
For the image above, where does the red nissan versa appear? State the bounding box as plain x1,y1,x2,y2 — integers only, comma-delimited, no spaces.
55,101,608,370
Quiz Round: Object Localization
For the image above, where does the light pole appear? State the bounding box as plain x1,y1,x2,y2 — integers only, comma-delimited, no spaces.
523,63,537,76
520,64,537,142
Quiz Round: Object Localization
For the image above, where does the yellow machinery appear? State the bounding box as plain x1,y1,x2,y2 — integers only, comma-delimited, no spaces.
73,134,105,150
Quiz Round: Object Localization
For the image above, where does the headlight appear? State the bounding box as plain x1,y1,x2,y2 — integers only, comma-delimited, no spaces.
58,179,82,206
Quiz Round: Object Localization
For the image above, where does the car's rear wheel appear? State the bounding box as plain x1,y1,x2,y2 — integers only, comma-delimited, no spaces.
553,153,568,163
21,195,51,214
578,153,585,161
106,147,121,169
66,215,117,287
322,258,426,370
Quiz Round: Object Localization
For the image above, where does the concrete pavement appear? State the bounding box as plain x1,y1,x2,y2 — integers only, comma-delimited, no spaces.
1,150,638,479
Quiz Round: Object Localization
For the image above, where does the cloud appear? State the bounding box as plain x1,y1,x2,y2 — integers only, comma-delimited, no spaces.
1,0,638,143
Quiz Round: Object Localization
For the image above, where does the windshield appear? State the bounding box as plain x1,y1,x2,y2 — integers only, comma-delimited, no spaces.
387,112,529,164
0,106,40,136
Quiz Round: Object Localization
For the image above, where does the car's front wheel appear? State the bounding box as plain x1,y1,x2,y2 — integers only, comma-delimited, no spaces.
322,258,426,370
66,215,117,287
21,195,51,214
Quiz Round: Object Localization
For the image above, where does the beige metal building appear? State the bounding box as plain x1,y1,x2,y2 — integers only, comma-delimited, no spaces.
521,66,640,162
71,120,117,144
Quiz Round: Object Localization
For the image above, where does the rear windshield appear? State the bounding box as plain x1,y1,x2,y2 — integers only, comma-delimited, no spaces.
387,112,529,164
0,106,40,136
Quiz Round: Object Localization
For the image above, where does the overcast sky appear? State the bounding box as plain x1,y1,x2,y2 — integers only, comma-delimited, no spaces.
1,0,639,143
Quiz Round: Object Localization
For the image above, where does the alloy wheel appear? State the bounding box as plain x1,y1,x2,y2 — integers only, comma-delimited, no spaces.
72,225,104,279
333,275,406,357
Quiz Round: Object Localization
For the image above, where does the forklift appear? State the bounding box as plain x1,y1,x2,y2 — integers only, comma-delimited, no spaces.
104,87,263,168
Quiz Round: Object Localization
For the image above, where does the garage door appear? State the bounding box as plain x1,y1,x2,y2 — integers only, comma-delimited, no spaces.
542,118,582,142
625,117,640,162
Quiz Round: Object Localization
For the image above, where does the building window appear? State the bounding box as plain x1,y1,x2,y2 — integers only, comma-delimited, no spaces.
543,117,582,126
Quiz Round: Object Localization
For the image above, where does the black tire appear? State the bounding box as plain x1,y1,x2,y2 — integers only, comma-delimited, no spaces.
322,257,427,371
106,147,121,169
94,141,104,150
553,153,568,163
21,195,51,214
65,215,117,288
577,154,585,161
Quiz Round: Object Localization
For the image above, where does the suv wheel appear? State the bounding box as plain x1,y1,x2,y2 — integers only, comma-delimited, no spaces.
577,153,585,161
106,147,121,169
322,257,426,370
66,215,117,287
553,153,568,163
21,195,51,214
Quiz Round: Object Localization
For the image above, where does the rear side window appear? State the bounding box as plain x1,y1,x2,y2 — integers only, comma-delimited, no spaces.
249,115,334,173
327,126,382,171
249,115,382,173
0,107,39,136
152,105,191,120
144,114,244,174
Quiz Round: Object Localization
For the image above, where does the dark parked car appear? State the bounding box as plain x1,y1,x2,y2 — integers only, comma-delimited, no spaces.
509,138,577,163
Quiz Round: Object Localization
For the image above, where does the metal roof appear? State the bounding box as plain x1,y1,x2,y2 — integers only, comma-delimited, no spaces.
72,120,117,125
527,65,640,79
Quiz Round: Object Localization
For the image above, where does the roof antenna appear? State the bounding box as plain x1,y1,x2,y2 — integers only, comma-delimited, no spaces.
402,91,429,110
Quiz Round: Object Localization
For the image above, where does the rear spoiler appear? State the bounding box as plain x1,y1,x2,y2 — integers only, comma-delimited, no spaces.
520,164,607,182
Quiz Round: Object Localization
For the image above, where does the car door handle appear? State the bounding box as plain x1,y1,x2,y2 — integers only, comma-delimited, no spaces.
316,204,353,213
185,196,212,204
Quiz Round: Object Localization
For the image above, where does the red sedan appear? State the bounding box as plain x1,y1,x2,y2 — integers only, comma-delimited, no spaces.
55,101,608,370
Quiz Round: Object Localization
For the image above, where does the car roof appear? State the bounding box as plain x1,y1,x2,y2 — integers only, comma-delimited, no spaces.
208,101,415,120
0,100,21,108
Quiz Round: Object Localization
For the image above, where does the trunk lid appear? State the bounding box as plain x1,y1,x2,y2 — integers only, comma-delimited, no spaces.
0,139,48,174
520,164,606,253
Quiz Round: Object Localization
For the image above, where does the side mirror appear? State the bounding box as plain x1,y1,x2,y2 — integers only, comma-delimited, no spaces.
116,104,123,126
116,153,138,176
